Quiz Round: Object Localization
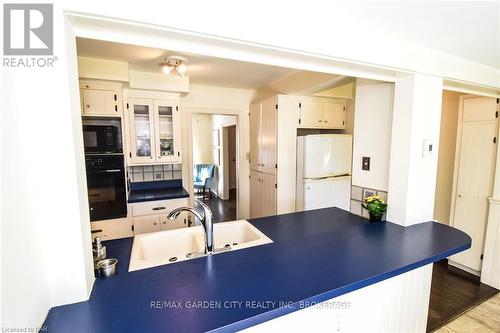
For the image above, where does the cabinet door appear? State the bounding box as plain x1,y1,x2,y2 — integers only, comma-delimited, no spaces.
250,170,262,218
249,103,261,172
323,103,345,129
260,98,277,175
81,89,118,115
159,213,187,231
299,100,323,128
260,173,277,217
133,215,161,235
128,98,156,163
154,99,181,163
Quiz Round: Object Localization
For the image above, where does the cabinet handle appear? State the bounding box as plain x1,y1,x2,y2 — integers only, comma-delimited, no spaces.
458,194,462,198
324,120,328,123
152,207,166,211
86,104,90,108
318,120,323,123
153,222,158,225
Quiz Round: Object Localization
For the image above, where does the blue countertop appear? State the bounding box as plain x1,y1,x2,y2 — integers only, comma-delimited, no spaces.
43,208,470,333
127,180,189,203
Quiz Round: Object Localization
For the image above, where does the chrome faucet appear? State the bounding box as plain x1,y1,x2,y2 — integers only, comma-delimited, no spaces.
167,200,214,254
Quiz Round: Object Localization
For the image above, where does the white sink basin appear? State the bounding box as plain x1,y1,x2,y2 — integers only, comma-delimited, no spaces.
129,220,272,271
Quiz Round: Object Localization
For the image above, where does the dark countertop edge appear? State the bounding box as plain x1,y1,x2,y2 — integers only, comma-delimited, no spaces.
211,242,471,333
127,187,190,203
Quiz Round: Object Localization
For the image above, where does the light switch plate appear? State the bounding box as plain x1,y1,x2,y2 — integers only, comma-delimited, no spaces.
362,157,370,171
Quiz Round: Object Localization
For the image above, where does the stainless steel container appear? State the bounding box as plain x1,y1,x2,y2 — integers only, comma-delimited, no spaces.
97,258,118,277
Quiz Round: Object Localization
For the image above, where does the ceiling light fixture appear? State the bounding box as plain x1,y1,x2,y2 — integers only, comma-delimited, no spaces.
161,55,187,76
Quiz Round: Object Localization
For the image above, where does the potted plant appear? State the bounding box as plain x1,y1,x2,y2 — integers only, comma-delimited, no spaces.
362,195,387,222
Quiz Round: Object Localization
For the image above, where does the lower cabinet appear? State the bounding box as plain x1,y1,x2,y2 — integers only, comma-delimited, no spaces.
90,217,134,241
250,170,277,218
131,198,190,235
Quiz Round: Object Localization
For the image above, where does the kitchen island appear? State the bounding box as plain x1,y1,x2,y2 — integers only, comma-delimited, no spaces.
43,208,470,332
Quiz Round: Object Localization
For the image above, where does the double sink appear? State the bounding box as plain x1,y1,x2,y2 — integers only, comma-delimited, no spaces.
129,220,273,271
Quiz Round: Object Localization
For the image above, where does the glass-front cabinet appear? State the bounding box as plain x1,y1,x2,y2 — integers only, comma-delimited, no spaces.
126,92,181,165
154,99,180,163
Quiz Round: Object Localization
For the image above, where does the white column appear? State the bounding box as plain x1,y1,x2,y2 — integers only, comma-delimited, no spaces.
481,100,500,289
387,74,443,226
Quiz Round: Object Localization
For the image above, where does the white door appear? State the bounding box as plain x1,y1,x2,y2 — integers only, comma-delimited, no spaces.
302,135,353,178
260,97,277,175
249,103,261,172
128,98,156,164
299,100,323,128
451,121,497,271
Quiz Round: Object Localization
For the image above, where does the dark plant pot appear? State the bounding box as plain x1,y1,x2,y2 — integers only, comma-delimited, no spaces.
369,213,383,223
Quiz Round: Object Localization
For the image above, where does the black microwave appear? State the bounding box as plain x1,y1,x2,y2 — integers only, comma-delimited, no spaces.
83,125,122,154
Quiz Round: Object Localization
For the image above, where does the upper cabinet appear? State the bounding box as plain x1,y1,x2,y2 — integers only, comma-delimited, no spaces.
298,98,346,129
80,80,122,116
124,90,182,165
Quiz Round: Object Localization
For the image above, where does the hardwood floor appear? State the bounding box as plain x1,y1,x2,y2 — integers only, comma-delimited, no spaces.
194,188,236,223
434,293,500,332
427,260,499,332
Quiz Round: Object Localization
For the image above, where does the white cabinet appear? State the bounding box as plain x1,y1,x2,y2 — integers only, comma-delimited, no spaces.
80,80,122,116
298,98,346,129
250,96,277,175
131,198,189,235
125,90,181,165
90,217,133,241
250,170,277,218
133,215,161,234
299,100,324,127
323,102,346,128
250,95,299,218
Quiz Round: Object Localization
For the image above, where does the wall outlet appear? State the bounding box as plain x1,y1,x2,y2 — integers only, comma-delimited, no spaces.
362,157,370,171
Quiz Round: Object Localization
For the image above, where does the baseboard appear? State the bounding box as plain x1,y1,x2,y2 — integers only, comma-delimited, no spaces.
448,260,481,277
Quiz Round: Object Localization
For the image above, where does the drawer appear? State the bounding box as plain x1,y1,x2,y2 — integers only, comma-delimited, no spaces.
131,198,189,217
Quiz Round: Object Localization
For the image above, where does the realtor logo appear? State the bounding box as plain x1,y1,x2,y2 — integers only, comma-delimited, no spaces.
3,3,53,55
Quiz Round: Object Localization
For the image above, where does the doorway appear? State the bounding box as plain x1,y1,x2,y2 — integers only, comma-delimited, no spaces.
191,113,238,222
428,91,499,331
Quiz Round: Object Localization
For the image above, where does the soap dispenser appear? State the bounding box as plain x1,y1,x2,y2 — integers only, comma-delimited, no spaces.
93,236,107,276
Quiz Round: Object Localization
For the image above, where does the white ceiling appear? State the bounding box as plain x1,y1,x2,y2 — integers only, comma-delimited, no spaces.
76,38,305,90
349,2,500,69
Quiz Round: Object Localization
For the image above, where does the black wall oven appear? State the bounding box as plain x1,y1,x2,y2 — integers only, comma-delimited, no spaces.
85,154,127,221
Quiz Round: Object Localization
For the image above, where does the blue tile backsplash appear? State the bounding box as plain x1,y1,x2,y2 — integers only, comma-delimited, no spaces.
128,164,182,183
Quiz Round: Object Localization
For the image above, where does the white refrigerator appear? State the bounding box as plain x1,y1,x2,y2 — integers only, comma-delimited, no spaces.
296,134,352,212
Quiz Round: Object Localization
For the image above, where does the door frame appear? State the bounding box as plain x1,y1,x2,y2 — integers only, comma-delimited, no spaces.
448,94,498,275
186,107,241,219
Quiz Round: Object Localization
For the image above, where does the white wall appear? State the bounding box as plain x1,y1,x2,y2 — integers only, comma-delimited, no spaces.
2,15,94,330
434,91,461,224
352,79,394,191
387,74,443,226
191,114,213,165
